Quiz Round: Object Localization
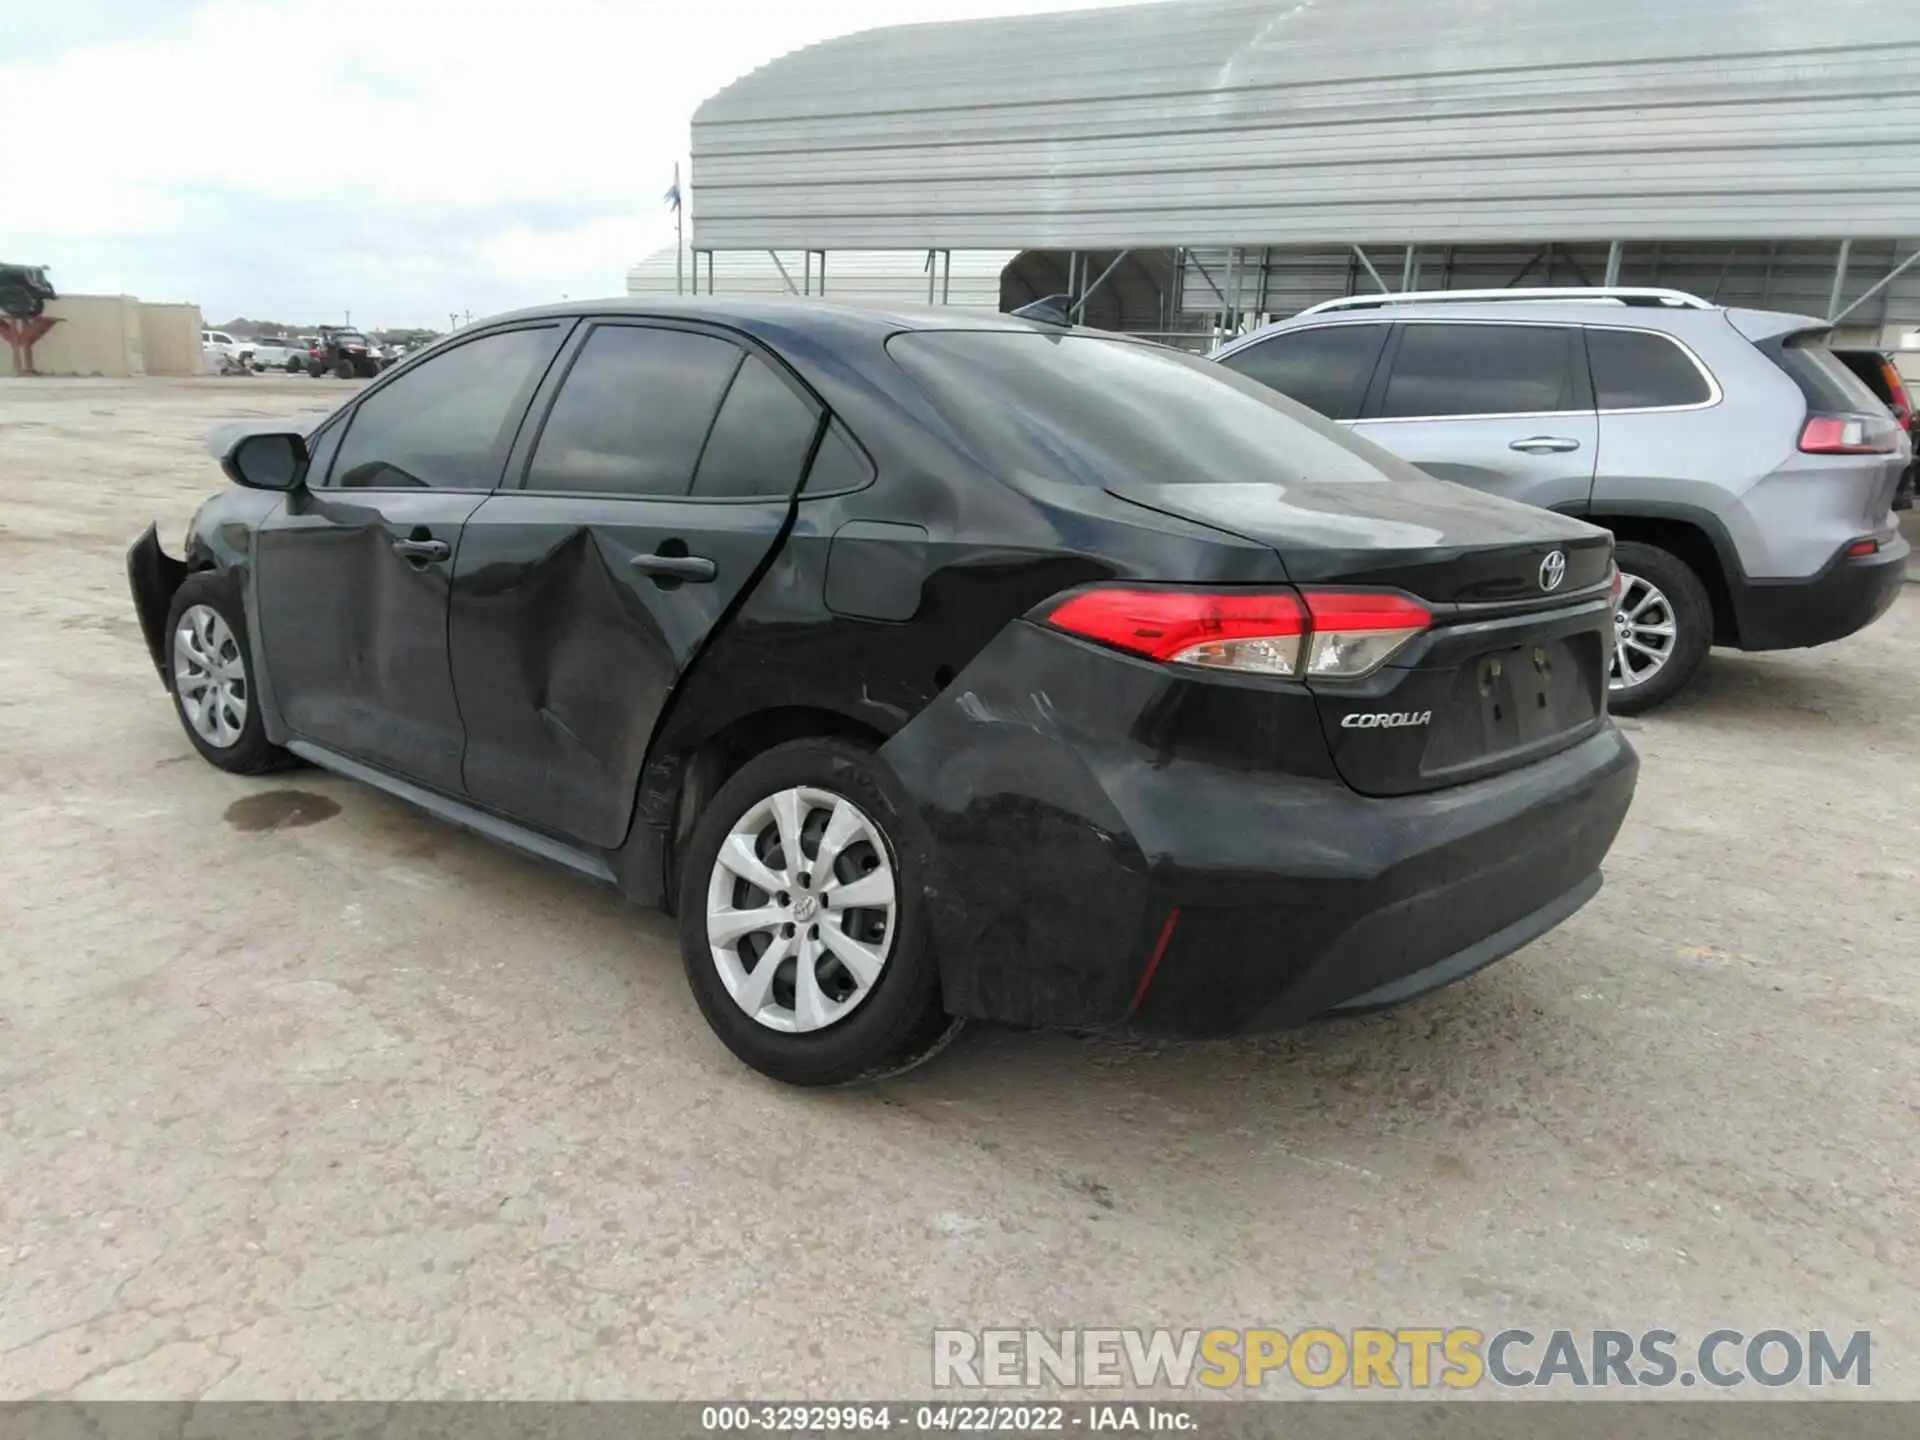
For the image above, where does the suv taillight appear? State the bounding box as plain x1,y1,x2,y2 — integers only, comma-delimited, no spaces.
1045,587,1431,679
1798,414,1902,455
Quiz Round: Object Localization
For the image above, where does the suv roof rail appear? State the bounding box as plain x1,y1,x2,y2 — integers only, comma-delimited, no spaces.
1299,286,1716,316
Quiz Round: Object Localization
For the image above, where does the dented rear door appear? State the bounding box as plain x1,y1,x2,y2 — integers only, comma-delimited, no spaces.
448,321,824,847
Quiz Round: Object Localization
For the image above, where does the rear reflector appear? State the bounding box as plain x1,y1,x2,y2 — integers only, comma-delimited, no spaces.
1799,414,1901,454
1045,586,1430,678
1846,538,1881,557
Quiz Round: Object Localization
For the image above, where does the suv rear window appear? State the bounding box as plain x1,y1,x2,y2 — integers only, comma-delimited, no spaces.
1772,332,1886,413
1586,329,1714,410
888,330,1403,489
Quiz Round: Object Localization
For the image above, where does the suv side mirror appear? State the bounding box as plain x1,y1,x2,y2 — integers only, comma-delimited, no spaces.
223,432,309,491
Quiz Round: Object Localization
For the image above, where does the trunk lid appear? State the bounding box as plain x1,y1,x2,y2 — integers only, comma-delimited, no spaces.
1107,476,1615,796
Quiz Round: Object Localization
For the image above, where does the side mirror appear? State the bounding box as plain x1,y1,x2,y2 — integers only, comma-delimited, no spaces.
223,432,308,491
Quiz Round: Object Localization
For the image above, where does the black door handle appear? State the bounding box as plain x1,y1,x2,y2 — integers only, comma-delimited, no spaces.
392,538,451,561
631,552,717,582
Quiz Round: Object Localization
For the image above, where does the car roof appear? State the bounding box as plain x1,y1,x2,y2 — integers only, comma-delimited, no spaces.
474,296,1109,345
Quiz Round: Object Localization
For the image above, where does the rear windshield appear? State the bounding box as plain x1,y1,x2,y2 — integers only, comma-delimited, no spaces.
886,330,1411,489
1773,332,1886,414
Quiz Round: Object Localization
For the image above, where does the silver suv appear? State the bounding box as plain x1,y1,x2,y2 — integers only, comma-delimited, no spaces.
1213,287,1912,712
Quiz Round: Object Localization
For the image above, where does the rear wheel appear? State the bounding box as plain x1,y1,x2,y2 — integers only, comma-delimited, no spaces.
164,573,292,774
677,738,958,1086
332,359,354,380
1608,541,1711,715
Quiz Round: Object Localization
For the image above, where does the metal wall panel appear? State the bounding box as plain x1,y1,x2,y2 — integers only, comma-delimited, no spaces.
690,0,1920,251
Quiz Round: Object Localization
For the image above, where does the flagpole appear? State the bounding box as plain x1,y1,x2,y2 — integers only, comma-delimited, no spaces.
674,162,685,296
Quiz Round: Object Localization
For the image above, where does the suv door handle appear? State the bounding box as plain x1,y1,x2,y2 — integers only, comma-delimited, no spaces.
631,552,717,582
1509,436,1582,454
391,537,451,561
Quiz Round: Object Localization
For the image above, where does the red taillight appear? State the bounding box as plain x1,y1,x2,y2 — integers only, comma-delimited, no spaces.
1045,588,1308,674
1846,538,1881,558
1799,414,1900,454
1045,587,1430,678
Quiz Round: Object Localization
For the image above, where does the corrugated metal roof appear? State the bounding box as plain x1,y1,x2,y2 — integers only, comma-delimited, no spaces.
626,243,1016,307
690,0,1920,250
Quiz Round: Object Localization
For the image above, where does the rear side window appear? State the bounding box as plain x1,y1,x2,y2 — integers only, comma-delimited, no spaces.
888,330,1406,490
1379,323,1582,419
802,422,874,494
527,325,742,498
690,354,822,499
1587,329,1714,410
330,326,557,490
1833,350,1893,404
1218,324,1386,420
1772,332,1888,414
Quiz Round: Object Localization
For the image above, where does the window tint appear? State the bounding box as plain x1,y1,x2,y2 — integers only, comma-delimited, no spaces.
888,331,1406,491
1380,324,1581,419
1587,329,1713,409
331,327,555,489
690,354,821,498
1773,333,1888,414
803,422,874,494
1219,324,1386,420
527,326,742,497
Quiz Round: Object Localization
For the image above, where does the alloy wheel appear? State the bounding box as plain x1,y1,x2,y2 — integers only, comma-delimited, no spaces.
705,785,898,1033
173,604,249,748
1609,571,1679,693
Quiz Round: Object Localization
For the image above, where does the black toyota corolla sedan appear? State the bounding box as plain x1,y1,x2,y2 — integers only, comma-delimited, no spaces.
127,299,1637,1085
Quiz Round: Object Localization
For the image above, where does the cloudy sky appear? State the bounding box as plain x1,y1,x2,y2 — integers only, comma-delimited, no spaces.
0,0,1135,329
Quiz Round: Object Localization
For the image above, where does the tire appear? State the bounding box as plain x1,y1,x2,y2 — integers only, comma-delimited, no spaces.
677,738,959,1086
163,572,292,774
286,358,303,374
307,359,322,377
333,359,354,380
0,284,36,317
1608,540,1712,715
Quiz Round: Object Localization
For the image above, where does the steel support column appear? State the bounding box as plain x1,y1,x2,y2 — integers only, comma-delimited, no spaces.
1603,241,1623,287
1828,239,1853,320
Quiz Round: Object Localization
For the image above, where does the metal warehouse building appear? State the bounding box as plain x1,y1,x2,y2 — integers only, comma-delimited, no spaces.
674,0,1920,340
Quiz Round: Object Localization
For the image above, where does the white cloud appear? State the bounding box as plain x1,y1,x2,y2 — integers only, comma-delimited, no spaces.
0,0,1144,327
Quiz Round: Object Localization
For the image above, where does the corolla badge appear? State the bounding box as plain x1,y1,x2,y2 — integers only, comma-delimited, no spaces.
1540,550,1568,592
1341,710,1433,730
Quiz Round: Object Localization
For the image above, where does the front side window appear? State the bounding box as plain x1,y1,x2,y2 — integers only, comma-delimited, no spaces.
329,326,556,489
526,325,743,498
1587,329,1714,410
1379,323,1582,420
1218,324,1387,421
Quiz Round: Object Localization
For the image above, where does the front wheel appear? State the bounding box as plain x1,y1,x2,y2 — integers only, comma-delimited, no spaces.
1608,541,1712,715
677,738,958,1086
164,573,293,774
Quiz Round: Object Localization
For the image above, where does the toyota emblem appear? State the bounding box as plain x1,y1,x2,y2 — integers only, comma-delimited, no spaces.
1539,550,1567,593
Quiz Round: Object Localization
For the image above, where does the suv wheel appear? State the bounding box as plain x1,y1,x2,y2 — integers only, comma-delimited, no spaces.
677,738,959,1086
1608,540,1712,715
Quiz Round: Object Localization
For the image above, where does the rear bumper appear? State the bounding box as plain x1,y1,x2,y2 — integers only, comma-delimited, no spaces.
1729,536,1909,651
882,622,1638,1038
126,524,185,687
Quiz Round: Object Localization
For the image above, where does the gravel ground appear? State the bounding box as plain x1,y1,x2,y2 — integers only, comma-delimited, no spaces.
1,377,1916,1400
